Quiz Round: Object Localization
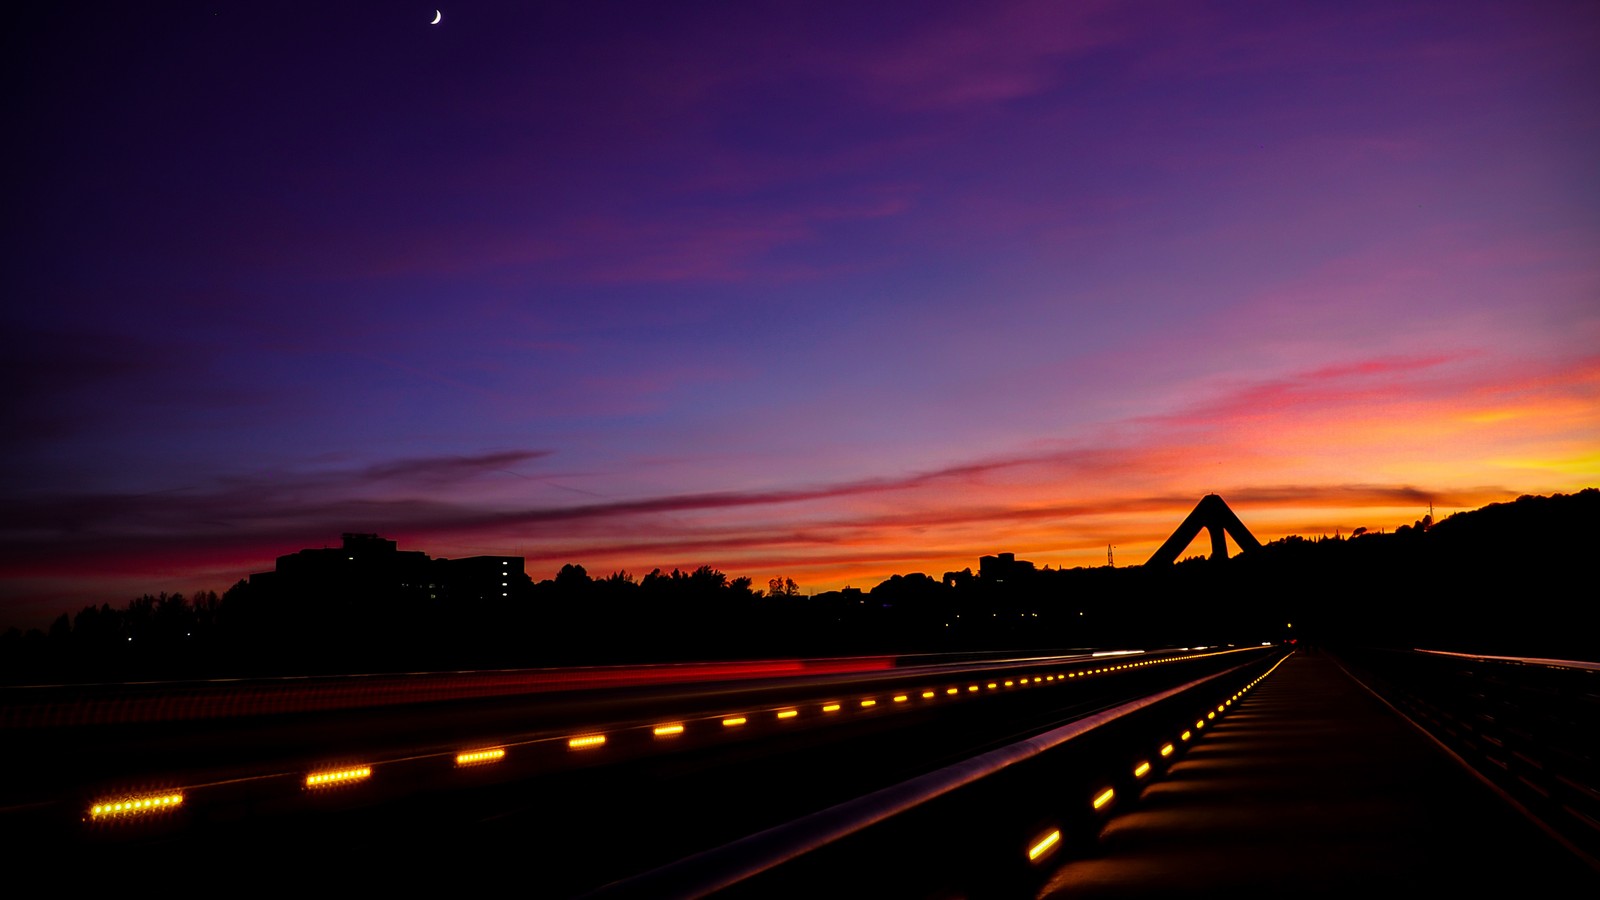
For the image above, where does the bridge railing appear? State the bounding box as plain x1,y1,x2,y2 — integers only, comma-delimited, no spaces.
1335,646,1600,867
590,648,1289,899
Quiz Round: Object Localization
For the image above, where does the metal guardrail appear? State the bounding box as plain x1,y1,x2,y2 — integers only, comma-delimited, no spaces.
1336,647,1600,868
590,649,1288,898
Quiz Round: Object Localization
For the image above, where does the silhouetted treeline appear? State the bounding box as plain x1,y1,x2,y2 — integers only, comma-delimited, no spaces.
1230,489,1600,659
3,489,1595,682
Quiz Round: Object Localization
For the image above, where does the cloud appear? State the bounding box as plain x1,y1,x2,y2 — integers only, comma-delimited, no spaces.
359,451,554,484
847,1,1121,110
0,324,234,444
2,349,1591,625
0,446,1513,580
1,449,552,559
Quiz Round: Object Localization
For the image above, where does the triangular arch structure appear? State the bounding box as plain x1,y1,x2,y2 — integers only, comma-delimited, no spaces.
1144,494,1262,566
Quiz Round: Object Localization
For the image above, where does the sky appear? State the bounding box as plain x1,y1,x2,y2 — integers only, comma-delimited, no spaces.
4,1,1597,627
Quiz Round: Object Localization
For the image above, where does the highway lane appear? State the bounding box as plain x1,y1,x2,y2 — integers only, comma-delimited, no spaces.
5,646,1277,894
1,649,1167,807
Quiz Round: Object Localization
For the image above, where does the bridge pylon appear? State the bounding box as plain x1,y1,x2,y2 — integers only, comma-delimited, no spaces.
1144,494,1262,566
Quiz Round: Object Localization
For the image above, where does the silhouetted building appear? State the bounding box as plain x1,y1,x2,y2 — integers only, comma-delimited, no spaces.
979,552,1036,583
250,533,530,601
438,555,526,602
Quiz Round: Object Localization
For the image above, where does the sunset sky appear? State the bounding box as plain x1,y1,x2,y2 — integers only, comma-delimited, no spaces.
5,2,1597,627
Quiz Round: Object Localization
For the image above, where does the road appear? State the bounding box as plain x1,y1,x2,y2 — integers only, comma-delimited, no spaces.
3,646,1275,894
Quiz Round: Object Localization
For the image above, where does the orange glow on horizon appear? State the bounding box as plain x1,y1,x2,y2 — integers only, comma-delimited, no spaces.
27,353,1594,618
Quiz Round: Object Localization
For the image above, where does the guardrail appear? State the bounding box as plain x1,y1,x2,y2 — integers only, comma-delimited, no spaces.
1335,647,1600,868
590,650,1290,898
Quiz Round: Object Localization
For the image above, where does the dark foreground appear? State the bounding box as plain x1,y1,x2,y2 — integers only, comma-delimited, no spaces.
9,649,1595,897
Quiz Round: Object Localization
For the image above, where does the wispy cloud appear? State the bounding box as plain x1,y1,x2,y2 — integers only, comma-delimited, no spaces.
1140,353,1470,430
357,451,553,485
847,0,1122,110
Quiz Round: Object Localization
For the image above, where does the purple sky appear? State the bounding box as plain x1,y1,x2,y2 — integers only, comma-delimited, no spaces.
5,2,1597,627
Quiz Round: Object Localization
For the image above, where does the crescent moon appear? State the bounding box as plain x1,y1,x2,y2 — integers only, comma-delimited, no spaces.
431,10,442,25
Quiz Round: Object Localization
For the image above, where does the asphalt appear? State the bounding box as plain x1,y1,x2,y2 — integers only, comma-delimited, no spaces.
1036,652,1600,897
